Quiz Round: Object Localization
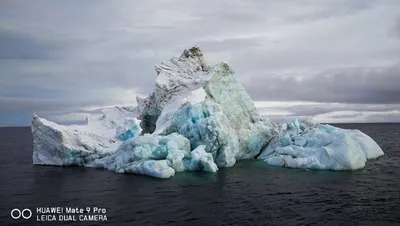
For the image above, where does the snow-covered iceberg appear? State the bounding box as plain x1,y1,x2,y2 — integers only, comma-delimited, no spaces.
31,47,384,178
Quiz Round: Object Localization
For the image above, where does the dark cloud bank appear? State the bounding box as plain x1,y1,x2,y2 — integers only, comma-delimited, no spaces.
245,63,400,104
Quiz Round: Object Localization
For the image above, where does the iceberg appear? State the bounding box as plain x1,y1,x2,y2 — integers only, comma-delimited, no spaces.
31,46,384,178
32,115,120,166
257,119,384,170
31,105,141,166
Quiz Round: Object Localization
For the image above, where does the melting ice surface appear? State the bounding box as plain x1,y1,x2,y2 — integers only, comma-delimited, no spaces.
31,47,384,179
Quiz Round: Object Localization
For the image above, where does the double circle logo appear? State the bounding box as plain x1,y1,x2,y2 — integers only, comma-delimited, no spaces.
11,209,32,219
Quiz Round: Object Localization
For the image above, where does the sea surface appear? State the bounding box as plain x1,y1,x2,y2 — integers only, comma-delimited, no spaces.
0,124,399,225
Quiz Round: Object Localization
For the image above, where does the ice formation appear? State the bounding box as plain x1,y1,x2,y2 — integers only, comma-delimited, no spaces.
31,47,384,179
257,119,384,170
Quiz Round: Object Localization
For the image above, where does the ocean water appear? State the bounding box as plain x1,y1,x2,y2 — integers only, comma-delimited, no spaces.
0,124,399,225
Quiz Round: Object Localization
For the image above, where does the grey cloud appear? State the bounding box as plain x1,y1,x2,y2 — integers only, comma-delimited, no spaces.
0,57,156,99
284,0,376,23
364,112,400,122
392,16,400,38
0,97,104,115
328,113,363,119
0,0,400,125
185,0,375,28
258,102,400,123
259,103,400,117
197,38,264,53
245,63,400,104
0,28,61,60
229,47,400,74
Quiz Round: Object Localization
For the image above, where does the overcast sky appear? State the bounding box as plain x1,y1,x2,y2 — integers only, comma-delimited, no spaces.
1,0,400,126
